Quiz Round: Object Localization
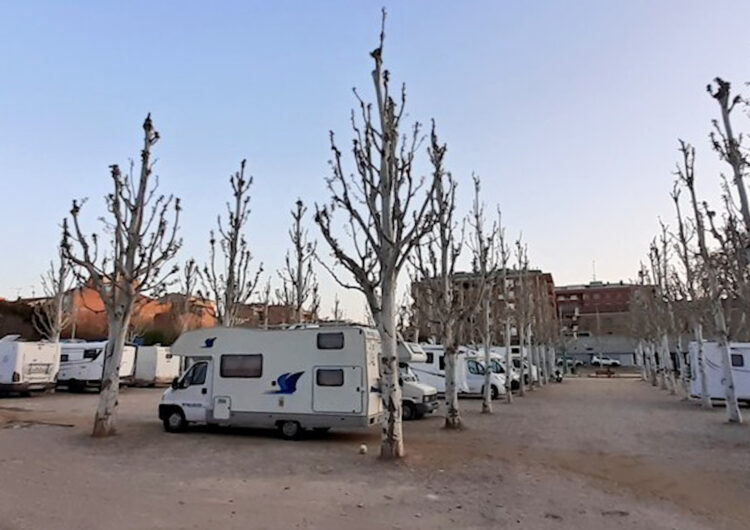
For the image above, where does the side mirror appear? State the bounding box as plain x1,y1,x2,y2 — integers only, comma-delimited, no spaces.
171,377,179,390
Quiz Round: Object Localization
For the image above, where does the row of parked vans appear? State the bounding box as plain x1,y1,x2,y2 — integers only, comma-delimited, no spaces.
0,335,180,393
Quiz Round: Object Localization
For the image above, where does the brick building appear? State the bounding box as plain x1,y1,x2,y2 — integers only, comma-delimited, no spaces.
410,269,557,345
555,281,647,365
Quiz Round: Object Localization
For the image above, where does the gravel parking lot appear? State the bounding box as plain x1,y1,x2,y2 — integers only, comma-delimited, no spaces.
1,378,748,529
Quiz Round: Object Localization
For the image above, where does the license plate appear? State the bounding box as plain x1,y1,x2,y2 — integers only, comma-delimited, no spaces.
28,364,49,374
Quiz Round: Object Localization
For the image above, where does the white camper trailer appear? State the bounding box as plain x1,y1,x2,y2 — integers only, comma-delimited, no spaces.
58,341,137,391
160,326,383,439
689,341,750,401
0,335,60,394
411,345,471,394
134,346,180,386
397,341,439,420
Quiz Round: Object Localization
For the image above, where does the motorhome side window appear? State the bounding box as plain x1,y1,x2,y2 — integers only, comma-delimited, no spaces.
221,354,263,378
439,355,445,371
731,354,745,367
425,352,434,364
317,332,344,350
316,368,344,386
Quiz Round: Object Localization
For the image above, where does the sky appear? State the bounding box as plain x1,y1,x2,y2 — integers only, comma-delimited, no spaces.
1,1,750,320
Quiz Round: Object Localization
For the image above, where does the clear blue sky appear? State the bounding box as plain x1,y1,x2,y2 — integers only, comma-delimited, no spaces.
1,1,749,319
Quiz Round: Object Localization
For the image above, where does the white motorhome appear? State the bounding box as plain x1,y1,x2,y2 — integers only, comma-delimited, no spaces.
412,344,506,398
134,345,180,386
160,326,383,439
689,341,750,401
465,348,521,391
397,341,438,420
0,335,60,394
59,341,137,391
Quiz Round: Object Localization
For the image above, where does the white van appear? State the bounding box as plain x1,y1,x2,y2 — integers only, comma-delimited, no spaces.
689,341,750,401
160,326,383,439
464,349,520,391
397,341,438,420
460,350,507,399
0,335,60,394
134,345,180,386
59,341,137,391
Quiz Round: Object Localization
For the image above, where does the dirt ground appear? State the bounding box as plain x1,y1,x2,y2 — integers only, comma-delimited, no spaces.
1,377,749,530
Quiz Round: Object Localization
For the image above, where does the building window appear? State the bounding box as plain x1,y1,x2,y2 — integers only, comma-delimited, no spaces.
220,354,263,378
731,354,745,367
317,332,344,350
316,368,344,386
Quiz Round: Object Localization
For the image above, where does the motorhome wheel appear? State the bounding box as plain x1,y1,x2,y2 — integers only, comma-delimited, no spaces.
163,409,186,433
279,421,302,440
402,401,417,421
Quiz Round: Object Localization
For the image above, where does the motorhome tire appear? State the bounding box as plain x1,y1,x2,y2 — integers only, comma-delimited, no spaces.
279,421,302,440
163,408,187,433
402,401,417,421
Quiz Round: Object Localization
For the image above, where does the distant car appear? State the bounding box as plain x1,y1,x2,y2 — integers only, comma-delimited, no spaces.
591,355,621,367
556,358,584,368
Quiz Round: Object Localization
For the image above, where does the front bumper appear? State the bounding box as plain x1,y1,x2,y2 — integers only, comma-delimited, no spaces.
0,381,56,393
416,398,439,415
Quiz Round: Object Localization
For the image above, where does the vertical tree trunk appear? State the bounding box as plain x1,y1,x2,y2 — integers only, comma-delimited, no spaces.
504,319,513,403
517,323,526,396
525,325,534,391
649,343,659,387
661,333,676,395
93,314,130,437
718,335,742,423
377,274,404,458
444,342,462,429
694,323,712,409
482,297,492,413
637,341,646,381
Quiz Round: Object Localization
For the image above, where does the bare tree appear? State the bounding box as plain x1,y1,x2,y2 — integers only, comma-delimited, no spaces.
202,159,263,327
277,199,319,323
708,79,750,242
410,127,476,429
467,175,498,413
62,114,181,436
497,214,514,403
259,279,272,329
671,182,712,407
514,241,531,395
677,140,742,423
332,293,344,322
171,258,201,336
33,244,73,342
314,11,439,457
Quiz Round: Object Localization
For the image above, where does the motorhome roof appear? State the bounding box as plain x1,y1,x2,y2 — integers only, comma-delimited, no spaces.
171,325,375,357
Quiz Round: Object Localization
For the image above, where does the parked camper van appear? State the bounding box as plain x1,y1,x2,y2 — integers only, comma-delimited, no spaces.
0,335,60,394
689,341,750,401
134,346,180,386
412,345,506,398
464,349,521,391
397,341,438,420
58,341,137,391
160,326,383,439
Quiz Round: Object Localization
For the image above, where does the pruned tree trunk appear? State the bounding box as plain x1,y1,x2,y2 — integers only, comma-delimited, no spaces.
444,344,461,429
377,275,403,457
504,318,513,403
517,321,526,396
93,314,130,437
481,296,492,413
694,323,712,408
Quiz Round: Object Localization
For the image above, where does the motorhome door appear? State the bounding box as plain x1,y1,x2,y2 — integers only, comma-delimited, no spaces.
313,366,363,414
177,360,213,422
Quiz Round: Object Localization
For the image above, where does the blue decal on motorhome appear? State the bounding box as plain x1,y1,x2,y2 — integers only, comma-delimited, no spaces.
202,337,216,348
267,371,304,394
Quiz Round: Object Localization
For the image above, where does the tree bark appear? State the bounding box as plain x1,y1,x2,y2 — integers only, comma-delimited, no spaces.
93,314,130,437
694,323,712,409
504,319,513,403
444,344,462,429
377,269,404,458
481,297,492,413
517,322,526,396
